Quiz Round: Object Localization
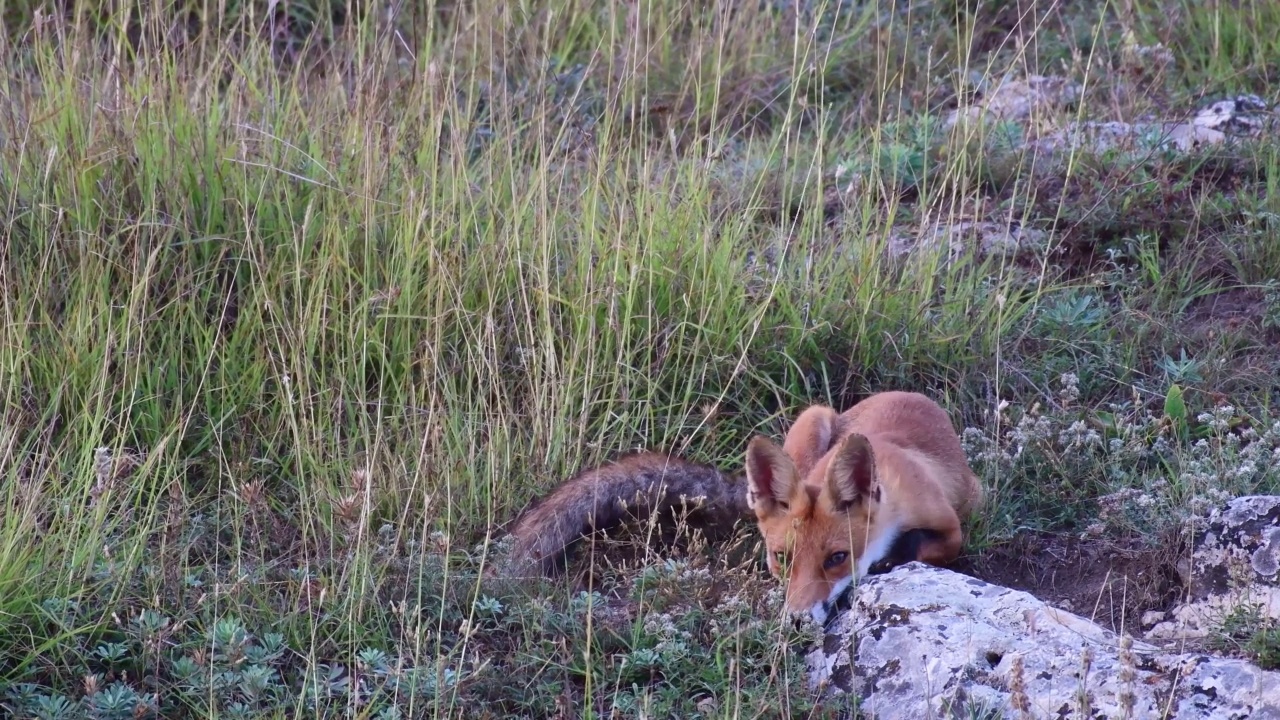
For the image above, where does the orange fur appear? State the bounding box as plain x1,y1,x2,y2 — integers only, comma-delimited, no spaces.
499,391,982,625
745,391,982,623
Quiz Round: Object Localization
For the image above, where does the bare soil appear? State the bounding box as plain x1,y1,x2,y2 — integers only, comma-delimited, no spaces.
953,530,1188,636
1183,286,1272,337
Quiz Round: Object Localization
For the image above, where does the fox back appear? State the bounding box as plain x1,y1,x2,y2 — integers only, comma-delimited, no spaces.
745,391,982,623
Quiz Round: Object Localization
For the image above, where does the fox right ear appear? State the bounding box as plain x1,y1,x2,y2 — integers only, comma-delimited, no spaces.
825,433,877,512
744,436,798,517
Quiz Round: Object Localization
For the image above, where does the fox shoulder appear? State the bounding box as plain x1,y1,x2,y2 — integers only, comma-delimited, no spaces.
495,451,749,578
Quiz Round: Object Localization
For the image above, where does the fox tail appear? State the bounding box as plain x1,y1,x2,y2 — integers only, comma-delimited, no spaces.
494,451,750,577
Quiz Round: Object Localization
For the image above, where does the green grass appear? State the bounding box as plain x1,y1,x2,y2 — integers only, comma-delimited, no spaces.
3,0,1280,717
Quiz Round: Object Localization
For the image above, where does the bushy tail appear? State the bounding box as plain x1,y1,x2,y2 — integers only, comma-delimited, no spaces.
494,452,751,578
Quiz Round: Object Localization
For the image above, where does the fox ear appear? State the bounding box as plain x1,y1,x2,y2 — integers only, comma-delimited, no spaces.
744,436,799,517
783,405,839,476
825,433,877,511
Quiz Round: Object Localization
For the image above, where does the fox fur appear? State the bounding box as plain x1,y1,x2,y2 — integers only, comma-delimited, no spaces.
498,391,982,623
498,452,750,578
745,391,983,622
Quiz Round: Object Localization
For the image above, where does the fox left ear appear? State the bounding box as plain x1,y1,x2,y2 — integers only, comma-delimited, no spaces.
744,436,799,518
825,433,877,511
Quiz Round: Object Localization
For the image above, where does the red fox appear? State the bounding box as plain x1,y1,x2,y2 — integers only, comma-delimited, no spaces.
499,391,983,623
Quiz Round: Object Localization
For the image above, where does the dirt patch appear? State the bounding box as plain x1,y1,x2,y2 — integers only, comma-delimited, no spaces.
1183,286,1272,337
1179,287,1280,391
954,530,1186,637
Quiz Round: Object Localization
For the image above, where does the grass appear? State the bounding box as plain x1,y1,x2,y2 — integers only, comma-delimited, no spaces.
2,0,1280,717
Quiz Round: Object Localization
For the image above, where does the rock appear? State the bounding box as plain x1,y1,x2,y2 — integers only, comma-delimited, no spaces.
1163,122,1229,152
884,219,1048,262
1193,94,1276,137
808,562,1280,719
1028,94,1278,156
946,74,1081,129
1148,495,1280,642
1028,118,1228,155
1028,120,1154,155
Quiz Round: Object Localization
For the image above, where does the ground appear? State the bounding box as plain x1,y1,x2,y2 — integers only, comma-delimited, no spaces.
956,531,1184,636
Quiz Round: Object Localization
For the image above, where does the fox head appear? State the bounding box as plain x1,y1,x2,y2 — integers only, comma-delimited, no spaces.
744,426,886,624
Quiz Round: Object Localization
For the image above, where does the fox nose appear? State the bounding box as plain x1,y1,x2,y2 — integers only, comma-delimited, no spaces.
809,601,831,625
779,594,827,625
783,580,828,621
801,578,855,627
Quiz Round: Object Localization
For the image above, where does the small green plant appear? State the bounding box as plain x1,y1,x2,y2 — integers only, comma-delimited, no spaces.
87,682,155,720
1038,293,1107,334
1262,280,1280,330
29,693,78,720
1213,604,1280,670
1163,384,1189,442
1156,349,1205,385
831,113,951,193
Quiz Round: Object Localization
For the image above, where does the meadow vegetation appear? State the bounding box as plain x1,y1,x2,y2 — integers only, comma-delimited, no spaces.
2,0,1280,716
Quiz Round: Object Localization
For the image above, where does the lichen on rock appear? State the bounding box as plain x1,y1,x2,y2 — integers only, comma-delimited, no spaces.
1148,495,1280,643
809,559,1280,718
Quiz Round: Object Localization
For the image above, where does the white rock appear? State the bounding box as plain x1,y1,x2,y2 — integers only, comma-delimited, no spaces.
884,219,1048,261
1021,94,1275,155
808,563,1280,719
945,74,1081,129
1149,495,1280,641
1192,94,1276,136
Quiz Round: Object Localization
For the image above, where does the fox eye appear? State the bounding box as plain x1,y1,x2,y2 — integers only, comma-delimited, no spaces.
773,551,789,568
824,551,849,570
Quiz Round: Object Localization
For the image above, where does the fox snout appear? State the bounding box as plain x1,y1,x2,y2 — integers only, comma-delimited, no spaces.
778,566,855,625
768,548,860,622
